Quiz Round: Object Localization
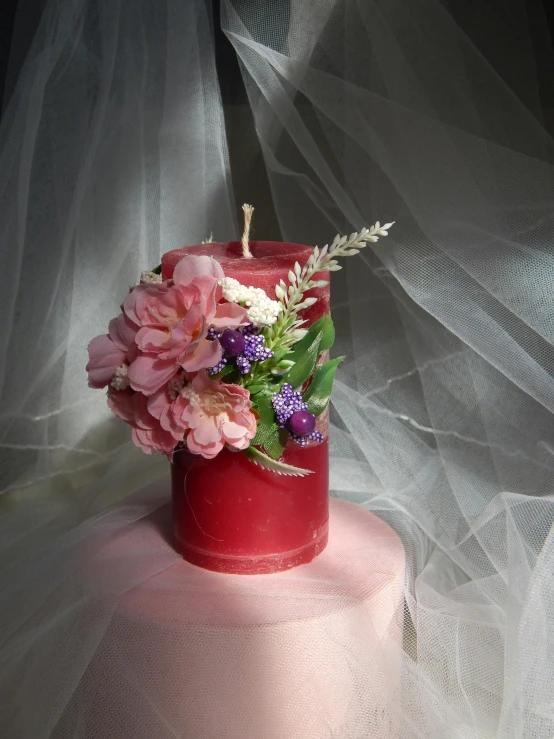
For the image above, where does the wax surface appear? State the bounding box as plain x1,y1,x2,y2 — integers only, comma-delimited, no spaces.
163,241,331,574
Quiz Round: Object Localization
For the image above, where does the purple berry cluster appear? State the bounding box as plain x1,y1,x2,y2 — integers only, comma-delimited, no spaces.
272,384,323,445
292,430,324,446
272,384,308,427
207,325,273,376
207,357,227,376
237,334,273,374
207,327,222,341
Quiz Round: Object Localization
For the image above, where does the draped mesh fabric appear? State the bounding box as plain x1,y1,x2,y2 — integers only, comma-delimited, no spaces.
1,0,554,736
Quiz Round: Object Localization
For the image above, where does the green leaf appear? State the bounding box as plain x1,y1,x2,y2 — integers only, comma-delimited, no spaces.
251,423,286,460
253,393,275,426
272,348,290,363
251,421,275,448
284,331,322,389
251,394,277,447
214,364,236,380
314,315,335,352
289,315,335,360
246,384,265,395
303,356,345,416
264,426,287,460
152,264,162,275
243,447,314,477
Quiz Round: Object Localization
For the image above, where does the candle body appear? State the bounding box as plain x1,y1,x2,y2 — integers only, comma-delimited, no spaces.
162,241,330,574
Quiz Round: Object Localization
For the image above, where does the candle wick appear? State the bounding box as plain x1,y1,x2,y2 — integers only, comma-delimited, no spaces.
241,203,254,259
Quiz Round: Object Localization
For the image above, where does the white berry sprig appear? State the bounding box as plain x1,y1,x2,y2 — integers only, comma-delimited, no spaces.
219,276,282,327
269,221,394,348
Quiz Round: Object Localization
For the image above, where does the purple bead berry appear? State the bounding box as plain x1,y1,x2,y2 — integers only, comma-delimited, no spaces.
287,410,316,437
236,354,251,374
243,333,273,363
207,357,226,376
272,384,308,428
207,327,222,341
220,329,246,357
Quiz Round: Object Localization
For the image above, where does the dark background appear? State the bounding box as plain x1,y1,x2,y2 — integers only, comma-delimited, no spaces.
2,0,554,240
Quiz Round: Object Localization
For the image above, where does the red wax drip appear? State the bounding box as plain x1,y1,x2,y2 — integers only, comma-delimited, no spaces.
163,241,331,574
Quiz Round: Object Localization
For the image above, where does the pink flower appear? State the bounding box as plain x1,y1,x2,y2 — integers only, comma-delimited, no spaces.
161,371,257,459
126,255,249,395
107,387,177,456
147,379,187,443
86,314,138,389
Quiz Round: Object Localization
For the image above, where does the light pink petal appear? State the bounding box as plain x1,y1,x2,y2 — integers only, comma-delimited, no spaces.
108,313,138,351
86,335,126,388
176,283,201,310
127,355,177,395
144,284,189,327
135,326,170,351
179,403,199,426
147,386,171,420
134,395,157,430
221,420,250,443
240,410,257,432
125,283,171,327
173,255,224,287
181,338,222,372
182,302,204,337
123,284,149,325
157,323,193,360
227,435,251,451
211,302,250,328
152,428,175,454
186,434,223,459
160,405,185,440
171,394,190,420
192,415,222,445
132,427,175,455
189,370,219,395
190,276,220,318
131,428,155,454
107,388,135,423
217,384,251,412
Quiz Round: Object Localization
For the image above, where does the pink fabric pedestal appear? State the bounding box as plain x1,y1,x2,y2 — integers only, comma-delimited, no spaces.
61,498,405,739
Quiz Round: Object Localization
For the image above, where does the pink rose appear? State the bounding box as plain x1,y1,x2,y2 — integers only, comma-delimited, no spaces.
160,371,257,459
126,255,249,395
107,387,177,456
86,314,138,389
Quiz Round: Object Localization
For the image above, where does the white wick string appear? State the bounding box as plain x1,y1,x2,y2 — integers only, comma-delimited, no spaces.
241,203,254,259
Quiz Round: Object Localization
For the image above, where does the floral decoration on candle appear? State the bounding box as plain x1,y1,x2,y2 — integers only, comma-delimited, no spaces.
86,222,393,475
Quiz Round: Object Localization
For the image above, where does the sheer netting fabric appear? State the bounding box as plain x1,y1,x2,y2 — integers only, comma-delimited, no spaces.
2,0,554,737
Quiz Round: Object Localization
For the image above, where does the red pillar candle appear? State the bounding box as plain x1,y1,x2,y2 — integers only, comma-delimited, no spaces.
161,241,330,574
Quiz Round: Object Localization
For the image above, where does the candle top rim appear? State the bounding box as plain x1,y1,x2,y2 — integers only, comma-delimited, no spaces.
161,241,317,271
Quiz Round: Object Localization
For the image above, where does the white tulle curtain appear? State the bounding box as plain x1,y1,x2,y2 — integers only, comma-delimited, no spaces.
2,0,554,736
222,1,554,736
0,0,236,558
